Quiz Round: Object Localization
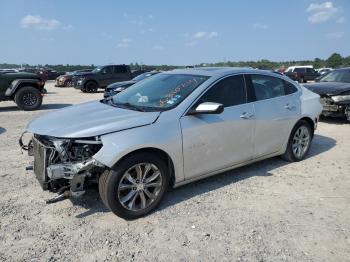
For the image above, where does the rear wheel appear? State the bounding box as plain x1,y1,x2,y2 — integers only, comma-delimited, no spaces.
298,77,305,83
14,86,42,111
99,153,169,219
281,120,312,162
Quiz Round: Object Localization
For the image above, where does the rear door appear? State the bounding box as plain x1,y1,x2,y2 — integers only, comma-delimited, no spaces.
180,74,255,180
245,74,300,157
113,66,131,83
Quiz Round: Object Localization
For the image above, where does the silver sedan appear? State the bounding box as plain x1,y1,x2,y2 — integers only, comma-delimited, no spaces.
24,68,322,219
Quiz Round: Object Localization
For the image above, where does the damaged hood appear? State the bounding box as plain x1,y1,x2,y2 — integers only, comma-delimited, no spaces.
26,101,160,138
303,82,350,96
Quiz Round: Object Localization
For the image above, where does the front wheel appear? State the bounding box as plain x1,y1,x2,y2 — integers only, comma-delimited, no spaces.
281,120,312,162
14,86,43,111
84,81,98,93
99,153,169,219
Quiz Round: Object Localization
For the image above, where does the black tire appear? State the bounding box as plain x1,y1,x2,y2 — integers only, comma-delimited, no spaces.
14,86,42,111
84,81,98,93
99,170,111,209
298,77,304,83
281,120,313,162
99,153,170,219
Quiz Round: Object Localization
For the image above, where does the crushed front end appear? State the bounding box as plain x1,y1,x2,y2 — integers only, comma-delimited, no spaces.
320,94,350,121
20,133,106,203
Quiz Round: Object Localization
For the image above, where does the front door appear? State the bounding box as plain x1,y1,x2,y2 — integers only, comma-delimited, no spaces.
180,74,255,180
99,66,114,87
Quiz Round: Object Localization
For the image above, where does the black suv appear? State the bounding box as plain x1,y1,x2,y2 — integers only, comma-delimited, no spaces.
74,65,133,93
0,71,46,110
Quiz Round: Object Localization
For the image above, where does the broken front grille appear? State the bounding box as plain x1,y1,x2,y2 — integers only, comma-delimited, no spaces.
320,97,340,112
33,137,49,190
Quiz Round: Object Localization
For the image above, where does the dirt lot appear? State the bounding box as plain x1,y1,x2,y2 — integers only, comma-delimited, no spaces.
0,81,349,262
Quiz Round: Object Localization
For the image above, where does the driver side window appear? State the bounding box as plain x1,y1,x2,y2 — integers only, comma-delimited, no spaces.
197,75,246,107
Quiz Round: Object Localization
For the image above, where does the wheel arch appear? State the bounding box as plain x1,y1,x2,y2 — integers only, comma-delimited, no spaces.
84,79,98,88
5,79,43,97
111,147,176,188
298,116,315,137
281,116,316,155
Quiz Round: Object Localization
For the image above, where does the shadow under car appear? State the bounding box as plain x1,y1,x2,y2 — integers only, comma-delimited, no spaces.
72,134,336,218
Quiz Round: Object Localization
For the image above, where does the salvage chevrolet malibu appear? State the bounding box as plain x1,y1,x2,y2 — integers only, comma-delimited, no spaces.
21,68,322,219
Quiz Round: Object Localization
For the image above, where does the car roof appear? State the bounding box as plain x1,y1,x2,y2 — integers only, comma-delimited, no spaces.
168,67,281,78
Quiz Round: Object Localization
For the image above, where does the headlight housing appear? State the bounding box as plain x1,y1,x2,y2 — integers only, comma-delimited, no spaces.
332,94,350,102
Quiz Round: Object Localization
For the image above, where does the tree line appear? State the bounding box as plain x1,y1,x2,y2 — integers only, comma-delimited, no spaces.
1,53,349,72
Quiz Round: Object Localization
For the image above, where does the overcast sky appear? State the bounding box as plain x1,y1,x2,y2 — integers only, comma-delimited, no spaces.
0,0,349,65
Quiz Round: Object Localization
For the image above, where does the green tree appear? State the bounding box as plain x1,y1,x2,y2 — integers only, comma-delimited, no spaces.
343,56,350,67
313,58,324,69
326,53,343,68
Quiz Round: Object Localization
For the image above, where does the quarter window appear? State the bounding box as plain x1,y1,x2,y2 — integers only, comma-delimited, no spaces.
198,75,246,107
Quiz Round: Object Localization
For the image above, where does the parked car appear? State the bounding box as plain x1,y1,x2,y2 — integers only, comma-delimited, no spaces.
0,69,19,73
55,69,93,87
103,71,160,98
304,68,350,121
21,68,322,219
37,69,65,81
0,71,46,110
74,65,133,93
317,68,333,75
284,66,320,83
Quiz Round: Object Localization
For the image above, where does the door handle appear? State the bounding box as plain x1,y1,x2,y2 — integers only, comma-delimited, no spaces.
240,112,254,119
284,104,296,111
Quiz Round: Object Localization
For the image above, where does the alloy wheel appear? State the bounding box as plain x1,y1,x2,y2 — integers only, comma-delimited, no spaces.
22,92,38,106
117,163,163,211
292,125,310,159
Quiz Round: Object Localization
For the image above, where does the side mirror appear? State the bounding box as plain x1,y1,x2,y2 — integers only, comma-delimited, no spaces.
188,102,224,115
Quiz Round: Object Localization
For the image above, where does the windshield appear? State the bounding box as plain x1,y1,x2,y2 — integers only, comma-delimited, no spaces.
92,66,103,73
110,73,209,111
320,70,350,83
132,72,156,81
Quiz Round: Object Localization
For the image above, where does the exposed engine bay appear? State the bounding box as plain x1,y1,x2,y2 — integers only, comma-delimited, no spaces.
20,132,106,203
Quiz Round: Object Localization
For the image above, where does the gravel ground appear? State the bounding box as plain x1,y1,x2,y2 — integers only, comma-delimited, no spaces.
0,81,349,262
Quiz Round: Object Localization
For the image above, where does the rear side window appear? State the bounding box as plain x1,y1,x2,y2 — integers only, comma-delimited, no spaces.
306,68,315,73
115,66,128,74
250,74,286,100
294,68,305,73
198,75,246,107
